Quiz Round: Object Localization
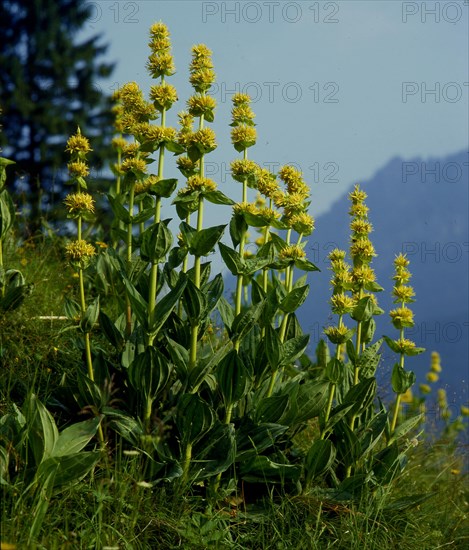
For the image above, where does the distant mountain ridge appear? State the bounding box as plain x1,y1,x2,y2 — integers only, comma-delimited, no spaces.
299,149,469,405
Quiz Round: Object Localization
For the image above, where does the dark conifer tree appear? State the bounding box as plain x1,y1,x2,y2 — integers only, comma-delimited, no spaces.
0,0,115,233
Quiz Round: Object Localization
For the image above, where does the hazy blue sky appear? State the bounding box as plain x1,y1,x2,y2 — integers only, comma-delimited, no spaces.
82,0,468,220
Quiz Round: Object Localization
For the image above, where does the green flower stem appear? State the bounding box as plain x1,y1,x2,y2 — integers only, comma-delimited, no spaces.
321,316,344,439
125,183,136,338
266,260,294,397
188,135,206,368
390,327,405,432
143,396,153,434
353,286,364,385
234,149,249,339
147,102,165,345
181,441,193,484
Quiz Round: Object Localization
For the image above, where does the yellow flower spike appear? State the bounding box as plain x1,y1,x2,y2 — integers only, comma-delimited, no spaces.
150,83,178,111
147,52,176,78
278,244,306,262
460,405,469,417
67,160,89,178
392,285,415,303
430,351,442,372
330,293,356,315
324,324,352,345
258,206,281,223
351,265,376,286
426,371,439,383
231,159,259,183
121,157,148,174
419,383,432,395
189,69,216,92
350,219,373,235
348,203,369,218
187,94,217,118
289,212,315,235
186,175,217,192
112,137,128,151
65,130,92,155
232,202,258,216
65,239,96,269
328,249,347,263
348,185,367,204
256,168,280,198
400,387,414,403
231,124,257,150
231,104,256,126
190,44,214,71
278,165,306,194
176,156,198,175
189,127,217,151
390,306,414,329
350,237,377,262
64,192,95,216
394,338,417,355
394,253,410,268
232,92,251,106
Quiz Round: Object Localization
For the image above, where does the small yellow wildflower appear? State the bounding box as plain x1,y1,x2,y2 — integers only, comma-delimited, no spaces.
231,125,257,149
278,244,306,262
348,185,367,204
65,130,92,155
64,192,95,215
324,325,352,344
187,175,217,192
150,83,178,111
67,160,89,178
426,371,439,383
390,307,414,329
187,94,216,118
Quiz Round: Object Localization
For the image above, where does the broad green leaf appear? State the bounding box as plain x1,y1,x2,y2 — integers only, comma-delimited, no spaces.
24,395,59,466
240,455,301,483
182,278,207,322
107,194,131,224
351,296,375,322
294,258,320,272
391,363,416,394
0,191,15,237
342,377,376,417
52,417,102,457
279,285,309,313
217,296,235,333
389,413,423,444
123,278,148,329
217,350,251,407
80,296,100,333
99,311,124,350
255,395,290,424
332,420,361,467
176,395,215,444
202,273,224,316
149,177,178,198
325,358,343,384
140,221,173,263
229,212,248,248
191,422,236,479
219,242,245,276
280,334,310,366
37,451,101,488
189,224,226,257
372,443,401,484
231,300,265,343
236,421,288,461
129,346,171,400
204,189,235,206
0,283,33,312
281,380,329,425
264,325,281,370
305,439,336,484
148,274,187,338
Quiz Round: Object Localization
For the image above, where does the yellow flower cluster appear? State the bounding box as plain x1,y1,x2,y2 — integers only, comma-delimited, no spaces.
147,22,175,78
189,44,215,92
